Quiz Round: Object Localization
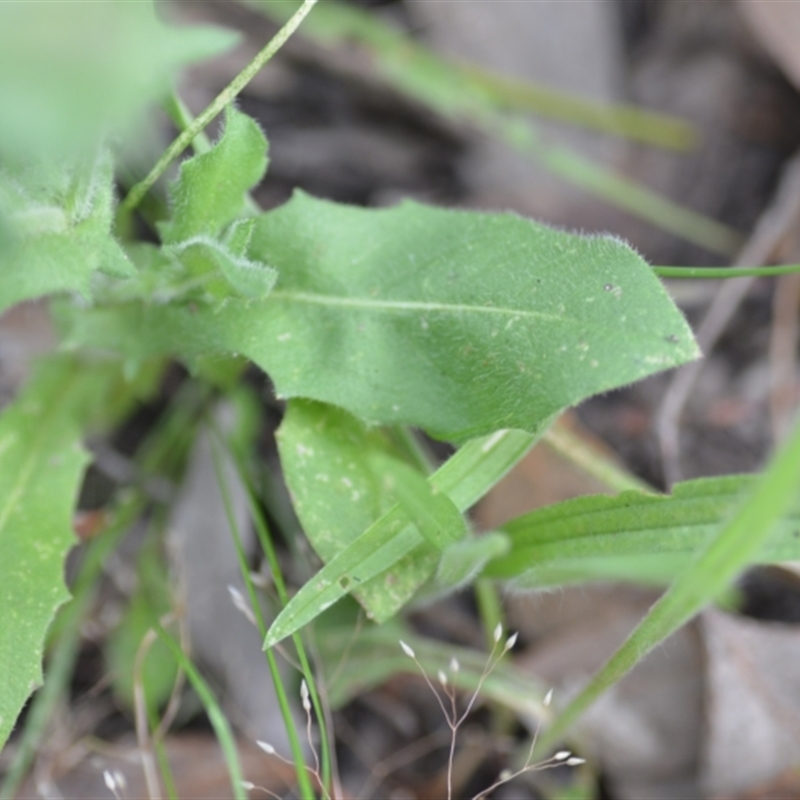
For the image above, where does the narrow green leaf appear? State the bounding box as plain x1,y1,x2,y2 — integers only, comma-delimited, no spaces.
159,106,268,244
485,475,800,587
369,453,466,551
278,401,466,622
537,412,800,752
265,425,547,647
0,356,131,750
277,400,437,619
67,193,698,441
154,625,246,800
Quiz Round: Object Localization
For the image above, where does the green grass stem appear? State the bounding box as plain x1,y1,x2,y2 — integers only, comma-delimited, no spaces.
154,624,247,800
210,436,320,799
654,264,800,279
121,0,318,214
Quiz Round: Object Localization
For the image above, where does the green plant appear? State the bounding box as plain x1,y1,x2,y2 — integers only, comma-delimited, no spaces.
2,1,800,797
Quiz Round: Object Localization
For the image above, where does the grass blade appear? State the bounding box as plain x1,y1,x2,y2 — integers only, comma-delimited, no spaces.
536,410,800,752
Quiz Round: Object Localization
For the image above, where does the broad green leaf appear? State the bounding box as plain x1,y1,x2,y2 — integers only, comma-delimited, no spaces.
277,401,465,621
0,356,136,750
265,426,547,647
0,1,239,159
536,411,800,754
0,151,133,315
159,107,268,244
484,475,800,587
65,193,699,441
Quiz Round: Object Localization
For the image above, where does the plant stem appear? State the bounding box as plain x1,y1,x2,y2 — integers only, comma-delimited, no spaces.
121,0,318,214
543,423,654,494
653,264,800,279
210,437,319,800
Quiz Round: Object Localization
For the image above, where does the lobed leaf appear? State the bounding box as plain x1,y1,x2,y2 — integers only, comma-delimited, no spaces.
66,192,699,441
159,107,268,244
0,151,133,316
0,356,137,750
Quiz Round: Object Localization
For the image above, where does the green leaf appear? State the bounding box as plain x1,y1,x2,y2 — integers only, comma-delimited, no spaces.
159,107,268,244
166,239,277,303
0,356,134,750
537,410,800,753
484,475,800,587
265,426,547,647
0,151,133,315
436,531,510,591
370,453,466,551
66,193,699,441
0,0,239,159
277,401,466,622
106,539,178,713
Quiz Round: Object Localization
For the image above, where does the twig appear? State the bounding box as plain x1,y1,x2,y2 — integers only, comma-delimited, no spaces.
657,151,800,486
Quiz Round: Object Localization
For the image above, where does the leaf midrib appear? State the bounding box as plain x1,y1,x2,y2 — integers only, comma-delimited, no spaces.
269,289,565,321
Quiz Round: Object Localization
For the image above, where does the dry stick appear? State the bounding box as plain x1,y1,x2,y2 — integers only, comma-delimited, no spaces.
120,0,318,214
656,152,800,486
133,629,164,800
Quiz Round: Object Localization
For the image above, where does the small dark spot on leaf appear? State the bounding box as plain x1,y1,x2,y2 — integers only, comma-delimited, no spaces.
339,577,350,590
665,334,680,344
604,283,614,292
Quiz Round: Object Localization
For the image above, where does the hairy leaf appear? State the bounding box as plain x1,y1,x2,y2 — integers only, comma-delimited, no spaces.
66,192,698,441
265,427,547,647
485,475,800,587
160,107,268,244
538,412,800,752
0,356,136,750
278,401,466,621
0,151,133,315
0,0,238,159
436,531,510,591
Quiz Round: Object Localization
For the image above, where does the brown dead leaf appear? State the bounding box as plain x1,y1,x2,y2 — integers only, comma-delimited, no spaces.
511,585,704,800
701,609,800,797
